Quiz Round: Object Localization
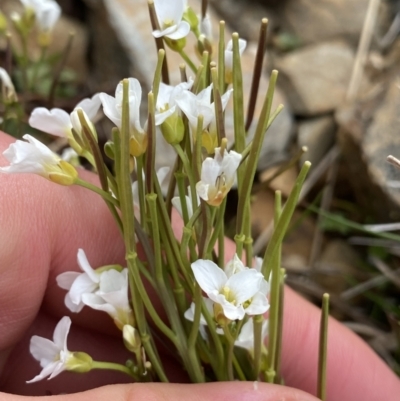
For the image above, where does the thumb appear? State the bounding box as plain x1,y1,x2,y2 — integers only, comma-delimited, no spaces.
0,382,320,401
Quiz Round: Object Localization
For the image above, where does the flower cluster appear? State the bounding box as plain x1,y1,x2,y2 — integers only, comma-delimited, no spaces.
0,0,306,387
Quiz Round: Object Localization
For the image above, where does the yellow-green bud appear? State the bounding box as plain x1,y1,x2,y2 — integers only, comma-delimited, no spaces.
183,7,199,33
104,141,115,160
38,30,52,48
165,37,186,52
201,130,218,155
48,160,78,186
123,325,141,353
66,352,93,373
160,113,184,144
129,131,148,157
213,303,230,328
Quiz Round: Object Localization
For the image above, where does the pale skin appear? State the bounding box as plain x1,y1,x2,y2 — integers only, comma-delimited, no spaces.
0,131,398,400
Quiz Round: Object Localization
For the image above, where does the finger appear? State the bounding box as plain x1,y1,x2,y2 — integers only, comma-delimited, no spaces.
0,311,186,395
282,287,400,401
0,381,319,401
0,131,126,351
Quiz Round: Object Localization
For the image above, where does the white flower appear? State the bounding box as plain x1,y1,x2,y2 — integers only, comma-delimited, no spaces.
155,80,193,126
100,78,147,156
191,259,265,320
175,84,232,134
235,318,268,351
20,0,61,31
82,268,133,329
225,38,247,83
29,94,101,139
56,249,100,313
196,147,242,206
224,254,270,316
27,316,73,383
0,67,17,102
0,134,77,185
152,0,190,40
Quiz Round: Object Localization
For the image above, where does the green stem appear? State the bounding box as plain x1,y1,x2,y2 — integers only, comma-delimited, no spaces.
266,191,282,383
75,178,119,207
178,48,198,73
253,314,263,380
317,294,330,401
223,325,235,380
91,361,135,378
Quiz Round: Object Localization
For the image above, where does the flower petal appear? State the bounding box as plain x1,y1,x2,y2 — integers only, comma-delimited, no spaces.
29,107,71,138
226,269,263,304
52,316,71,351
191,259,227,294
56,271,80,290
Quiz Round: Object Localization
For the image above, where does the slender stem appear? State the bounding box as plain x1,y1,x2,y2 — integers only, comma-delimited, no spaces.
178,48,197,73
266,191,282,383
91,361,135,378
75,178,119,207
218,21,226,93
317,294,330,400
245,18,268,131
252,314,263,380
223,325,235,380
233,354,247,381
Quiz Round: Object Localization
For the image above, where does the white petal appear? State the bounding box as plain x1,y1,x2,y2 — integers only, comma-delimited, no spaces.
191,259,227,295
76,93,102,121
196,181,209,201
30,336,59,366
64,293,84,313
68,274,99,305
224,254,246,277
56,272,80,290
165,21,190,40
52,316,71,351
36,1,61,31
26,361,60,383
209,293,245,320
99,93,121,128
82,293,118,317
29,107,71,137
226,269,263,304
77,249,99,283
244,292,270,316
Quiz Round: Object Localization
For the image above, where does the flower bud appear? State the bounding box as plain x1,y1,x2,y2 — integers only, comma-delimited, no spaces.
123,325,141,353
66,352,93,373
213,303,231,328
48,160,78,186
183,7,199,32
201,130,218,155
129,131,148,157
160,113,184,145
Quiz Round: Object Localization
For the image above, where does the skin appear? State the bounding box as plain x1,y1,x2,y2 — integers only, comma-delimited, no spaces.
0,131,398,400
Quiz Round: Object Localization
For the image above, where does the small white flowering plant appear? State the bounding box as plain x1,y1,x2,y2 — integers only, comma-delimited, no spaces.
0,0,330,396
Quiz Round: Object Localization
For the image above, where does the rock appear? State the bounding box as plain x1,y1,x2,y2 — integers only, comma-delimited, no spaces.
81,0,133,91
314,240,363,294
274,40,355,116
336,77,400,221
208,0,278,42
298,115,336,167
279,0,390,47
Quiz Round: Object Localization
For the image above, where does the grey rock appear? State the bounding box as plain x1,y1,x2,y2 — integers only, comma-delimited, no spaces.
336,78,400,220
298,115,336,167
275,40,355,116
280,0,390,46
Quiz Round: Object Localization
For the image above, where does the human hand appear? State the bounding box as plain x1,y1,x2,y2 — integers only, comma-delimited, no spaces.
0,131,398,401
